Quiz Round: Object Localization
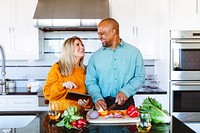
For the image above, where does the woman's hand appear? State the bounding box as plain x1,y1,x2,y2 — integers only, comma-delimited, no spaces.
63,81,77,89
78,99,89,106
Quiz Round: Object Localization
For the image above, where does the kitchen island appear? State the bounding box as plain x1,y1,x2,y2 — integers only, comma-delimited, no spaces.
0,111,196,133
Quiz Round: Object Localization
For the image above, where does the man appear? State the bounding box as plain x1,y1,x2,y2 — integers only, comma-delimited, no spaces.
85,18,145,110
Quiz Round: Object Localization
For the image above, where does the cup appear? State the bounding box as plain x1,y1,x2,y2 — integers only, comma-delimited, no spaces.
137,112,151,132
8,80,16,92
48,102,61,121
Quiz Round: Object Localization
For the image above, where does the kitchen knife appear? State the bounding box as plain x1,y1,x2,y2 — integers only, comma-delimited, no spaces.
107,102,117,111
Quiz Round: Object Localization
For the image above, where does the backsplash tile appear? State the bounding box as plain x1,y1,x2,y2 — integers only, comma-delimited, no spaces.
3,60,154,92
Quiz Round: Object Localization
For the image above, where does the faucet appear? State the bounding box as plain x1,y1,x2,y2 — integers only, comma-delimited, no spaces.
0,45,6,95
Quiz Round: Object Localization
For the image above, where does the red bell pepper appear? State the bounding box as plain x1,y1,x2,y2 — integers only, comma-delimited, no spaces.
126,105,140,118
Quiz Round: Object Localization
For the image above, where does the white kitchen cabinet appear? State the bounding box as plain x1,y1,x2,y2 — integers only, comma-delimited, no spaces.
170,0,200,30
0,0,12,57
0,0,39,60
134,94,169,112
110,0,159,59
109,0,133,44
0,95,38,111
0,97,6,108
134,0,159,59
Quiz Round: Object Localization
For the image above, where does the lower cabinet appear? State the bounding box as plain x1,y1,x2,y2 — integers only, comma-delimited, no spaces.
0,97,6,108
0,95,38,111
134,94,169,112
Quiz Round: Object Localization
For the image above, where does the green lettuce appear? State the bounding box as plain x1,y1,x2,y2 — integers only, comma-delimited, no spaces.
56,106,83,129
138,97,171,123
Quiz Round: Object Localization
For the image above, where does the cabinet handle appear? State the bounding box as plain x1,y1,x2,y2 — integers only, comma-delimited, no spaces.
133,27,135,37
173,82,200,86
12,27,15,51
136,27,138,38
14,102,33,104
196,0,198,14
9,27,11,34
133,27,135,43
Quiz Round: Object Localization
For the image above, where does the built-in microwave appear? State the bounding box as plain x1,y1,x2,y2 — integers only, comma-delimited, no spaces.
170,30,200,81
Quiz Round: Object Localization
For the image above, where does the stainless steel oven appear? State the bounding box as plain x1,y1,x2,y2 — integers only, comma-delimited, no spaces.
171,81,200,113
170,81,200,122
170,30,200,80
170,31,200,124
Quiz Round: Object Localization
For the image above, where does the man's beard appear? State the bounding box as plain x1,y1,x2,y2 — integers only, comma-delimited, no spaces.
102,42,109,47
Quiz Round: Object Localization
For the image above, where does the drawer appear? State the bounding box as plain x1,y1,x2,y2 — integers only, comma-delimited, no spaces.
7,96,37,108
0,97,6,108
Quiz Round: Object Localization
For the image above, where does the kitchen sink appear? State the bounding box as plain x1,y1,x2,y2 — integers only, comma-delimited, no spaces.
0,114,36,128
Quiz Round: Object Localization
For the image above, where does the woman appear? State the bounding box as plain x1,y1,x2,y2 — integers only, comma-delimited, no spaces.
43,36,91,111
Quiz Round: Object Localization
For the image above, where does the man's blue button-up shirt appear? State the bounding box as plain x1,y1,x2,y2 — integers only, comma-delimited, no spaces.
85,40,146,103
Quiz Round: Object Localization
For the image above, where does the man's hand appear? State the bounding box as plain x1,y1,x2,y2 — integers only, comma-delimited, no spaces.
62,81,77,89
95,99,107,111
115,91,128,105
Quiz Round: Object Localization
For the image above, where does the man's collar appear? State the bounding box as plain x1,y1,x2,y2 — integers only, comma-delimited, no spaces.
102,39,124,50
119,39,124,47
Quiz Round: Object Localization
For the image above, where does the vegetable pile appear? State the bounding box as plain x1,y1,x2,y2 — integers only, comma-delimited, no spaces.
56,106,86,129
138,97,171,123
88,108,134,119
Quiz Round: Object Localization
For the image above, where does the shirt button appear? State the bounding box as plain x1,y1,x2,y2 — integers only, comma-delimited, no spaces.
114,68,117,70
115,78,117,80
114,59,116,61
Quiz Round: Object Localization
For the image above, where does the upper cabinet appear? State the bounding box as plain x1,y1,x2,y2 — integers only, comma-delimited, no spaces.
109,0,133,45
170,0,200,30
0,0,39,60
110,0,159,59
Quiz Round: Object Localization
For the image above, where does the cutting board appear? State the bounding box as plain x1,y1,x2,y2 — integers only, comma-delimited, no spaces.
86,110,139,124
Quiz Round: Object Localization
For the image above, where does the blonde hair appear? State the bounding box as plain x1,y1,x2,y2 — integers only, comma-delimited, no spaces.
58,36,85,76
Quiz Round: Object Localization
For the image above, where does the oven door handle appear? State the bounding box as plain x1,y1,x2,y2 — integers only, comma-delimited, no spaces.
174,40,200,43
173,82,200,86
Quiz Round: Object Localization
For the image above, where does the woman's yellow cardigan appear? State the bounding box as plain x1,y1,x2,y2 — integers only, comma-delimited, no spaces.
43,63,87,111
